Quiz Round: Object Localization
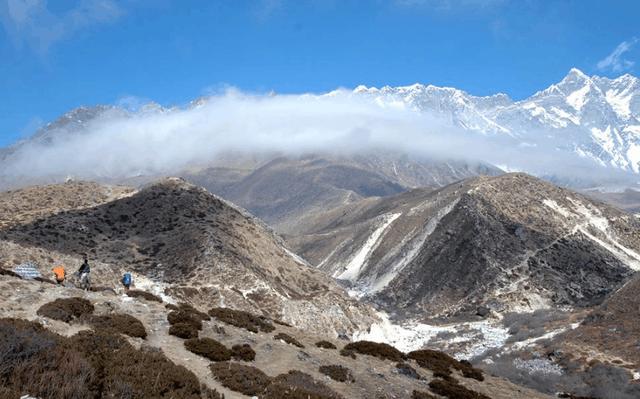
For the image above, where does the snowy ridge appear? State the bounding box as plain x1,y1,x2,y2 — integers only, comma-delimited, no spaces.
352,69,640,178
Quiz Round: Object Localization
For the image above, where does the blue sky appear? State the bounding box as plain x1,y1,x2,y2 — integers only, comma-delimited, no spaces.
1,0,639,147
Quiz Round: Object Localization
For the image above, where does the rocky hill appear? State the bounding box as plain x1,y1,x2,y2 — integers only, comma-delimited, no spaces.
0,178,377,336
289,173,640,319
0,274,552,399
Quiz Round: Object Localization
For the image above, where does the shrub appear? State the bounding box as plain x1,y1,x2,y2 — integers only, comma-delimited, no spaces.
90,314,147,339
168,311,203,330
210,361,272,396
209,307,275,333
274,333,305,348
339,348,356,359
396,362,421,379
273,319,292,327
315,340,337,349
0,318,222,399
231,344,256,361
126,290,162,303
342,341,405,362
428,378,490,399
262,370,344,399
412,390,437,399
185,338,231,361
407,349,484,381
319,365,354,383
170,323,199,339
36,297,94,323
177,303,211,321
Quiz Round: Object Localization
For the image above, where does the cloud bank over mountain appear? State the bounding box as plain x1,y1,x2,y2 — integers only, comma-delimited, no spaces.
2,69,639,187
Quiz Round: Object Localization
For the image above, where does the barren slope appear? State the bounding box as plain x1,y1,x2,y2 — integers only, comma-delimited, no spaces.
0,178,377,336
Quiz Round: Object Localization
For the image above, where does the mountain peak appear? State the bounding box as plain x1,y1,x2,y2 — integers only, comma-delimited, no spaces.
566,67,590,80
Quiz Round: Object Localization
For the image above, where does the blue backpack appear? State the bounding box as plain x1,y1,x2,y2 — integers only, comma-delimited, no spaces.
122,273,132,286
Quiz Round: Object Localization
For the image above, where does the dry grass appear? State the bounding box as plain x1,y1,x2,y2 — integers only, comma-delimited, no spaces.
274,332,305,348
209,307,275,333
210,361,272,396
126,289,162,303
341,341,405,362
185,338,232,361
319,365,354,383
36,297,94,323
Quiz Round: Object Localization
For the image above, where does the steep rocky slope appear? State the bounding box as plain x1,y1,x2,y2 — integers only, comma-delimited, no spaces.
290,173,640,319
0,178,377,336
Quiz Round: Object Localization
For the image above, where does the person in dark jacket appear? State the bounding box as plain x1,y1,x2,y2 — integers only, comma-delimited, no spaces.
77,255,91,290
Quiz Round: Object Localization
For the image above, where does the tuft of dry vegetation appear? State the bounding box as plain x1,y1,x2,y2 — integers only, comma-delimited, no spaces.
126,289,162,303
262,370,344,399
428,378,491,399
36,297,94,323
274,332,305,348
342,341,405,362
315,340,337,350
168,310,203,330
0,318,221,399
210,361,272,396
407,349,484,381
169,323,199,339
231,343,256,361
185,338,232,361
209,307,275,333
319,365,355,383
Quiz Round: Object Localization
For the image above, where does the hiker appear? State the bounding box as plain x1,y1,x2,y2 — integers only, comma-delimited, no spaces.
52,265,66,285
77,255,91,291
121,272,132,291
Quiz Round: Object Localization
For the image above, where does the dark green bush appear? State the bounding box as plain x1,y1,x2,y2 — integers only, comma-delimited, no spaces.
315,340,337,349
231,344,256,361
274,332,304,348
208,307,274,333
210,361,272,396
36,297,94,323
342,341,405,362
169,323,199,339
185,338,231,361
319,365,354,383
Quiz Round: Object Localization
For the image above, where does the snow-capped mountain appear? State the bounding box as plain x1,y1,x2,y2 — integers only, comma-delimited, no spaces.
352,68,640,175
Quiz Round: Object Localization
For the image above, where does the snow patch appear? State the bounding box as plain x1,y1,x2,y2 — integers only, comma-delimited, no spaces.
335,213,401,281
566,84,591,111
354,311,509,360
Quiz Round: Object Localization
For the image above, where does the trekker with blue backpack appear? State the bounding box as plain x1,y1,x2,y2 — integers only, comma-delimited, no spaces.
122,272,132,291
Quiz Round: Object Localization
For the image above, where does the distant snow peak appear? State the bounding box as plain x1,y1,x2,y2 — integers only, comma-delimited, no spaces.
351,68,640,177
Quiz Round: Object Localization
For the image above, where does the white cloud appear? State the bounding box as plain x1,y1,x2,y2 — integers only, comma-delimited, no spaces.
0,0,123,53
596,38,638,73
0,88,623,185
